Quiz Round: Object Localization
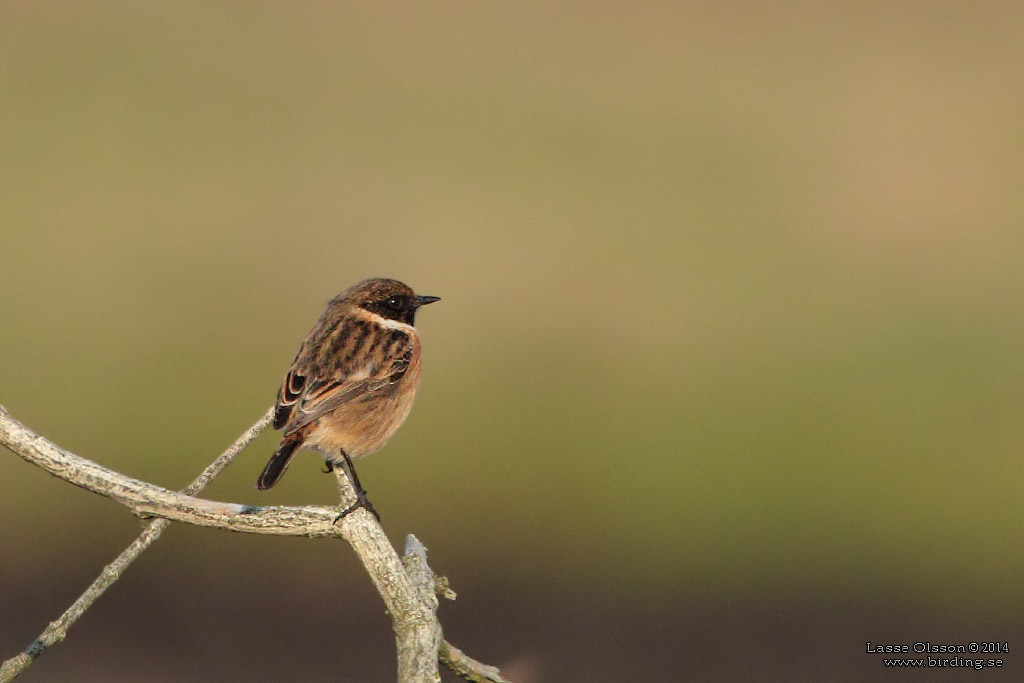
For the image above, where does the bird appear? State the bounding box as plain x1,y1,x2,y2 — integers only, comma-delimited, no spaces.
256,278,439,519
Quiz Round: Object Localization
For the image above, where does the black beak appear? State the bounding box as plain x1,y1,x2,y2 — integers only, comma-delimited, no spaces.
415,295,441,307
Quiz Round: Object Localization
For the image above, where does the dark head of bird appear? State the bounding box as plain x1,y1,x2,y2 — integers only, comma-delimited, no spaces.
338,278,440,326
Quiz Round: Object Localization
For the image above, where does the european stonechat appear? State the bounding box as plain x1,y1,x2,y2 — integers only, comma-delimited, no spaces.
256,278,439,518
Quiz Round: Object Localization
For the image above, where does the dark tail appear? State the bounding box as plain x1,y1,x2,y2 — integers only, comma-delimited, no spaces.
257,432,303,490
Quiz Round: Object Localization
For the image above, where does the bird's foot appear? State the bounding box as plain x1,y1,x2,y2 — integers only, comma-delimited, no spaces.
335,490,380,523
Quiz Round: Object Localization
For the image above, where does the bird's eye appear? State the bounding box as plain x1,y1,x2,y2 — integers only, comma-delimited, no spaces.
386,295,403,310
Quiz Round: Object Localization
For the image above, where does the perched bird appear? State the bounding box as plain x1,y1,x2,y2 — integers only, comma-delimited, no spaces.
257,278,439,519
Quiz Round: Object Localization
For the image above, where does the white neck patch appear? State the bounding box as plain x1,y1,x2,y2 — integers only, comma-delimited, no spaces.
357,308,416,334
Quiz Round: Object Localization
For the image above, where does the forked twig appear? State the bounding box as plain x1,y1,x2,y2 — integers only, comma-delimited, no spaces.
0,405,507,683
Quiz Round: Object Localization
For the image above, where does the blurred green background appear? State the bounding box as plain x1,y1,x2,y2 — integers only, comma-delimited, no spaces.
2,3,1023,681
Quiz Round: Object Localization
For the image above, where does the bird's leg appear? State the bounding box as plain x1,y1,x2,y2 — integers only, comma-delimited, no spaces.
322,460,334,474
335,449,380,522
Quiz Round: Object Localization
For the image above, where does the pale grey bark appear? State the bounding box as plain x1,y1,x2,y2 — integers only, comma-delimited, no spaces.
0,405,507,683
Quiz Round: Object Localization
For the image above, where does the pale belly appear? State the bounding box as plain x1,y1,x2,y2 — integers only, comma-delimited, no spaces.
304,379,418,461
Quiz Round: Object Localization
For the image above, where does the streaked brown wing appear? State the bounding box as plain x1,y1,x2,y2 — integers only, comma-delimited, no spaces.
274,367,307,429
274,314,413,435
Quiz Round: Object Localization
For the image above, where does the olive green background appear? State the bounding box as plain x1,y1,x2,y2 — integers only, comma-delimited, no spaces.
2,3,1022,681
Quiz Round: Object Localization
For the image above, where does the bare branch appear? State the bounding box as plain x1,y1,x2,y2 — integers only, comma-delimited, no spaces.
0,405,339,536
181,408,275,496
399,535,443,682
440,640,511,683
2,519,168,681
400,536,510,683
0,405,510,683
1,407,274,681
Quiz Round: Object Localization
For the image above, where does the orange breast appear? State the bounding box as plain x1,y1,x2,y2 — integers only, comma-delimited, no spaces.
307,352,422,459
